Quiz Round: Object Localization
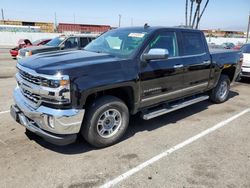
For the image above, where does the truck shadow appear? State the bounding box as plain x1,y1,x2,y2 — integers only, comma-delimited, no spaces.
239,77,250,84
25,91,239,154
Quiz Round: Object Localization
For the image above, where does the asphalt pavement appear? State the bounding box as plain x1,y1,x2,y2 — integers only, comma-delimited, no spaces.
0,48,250,188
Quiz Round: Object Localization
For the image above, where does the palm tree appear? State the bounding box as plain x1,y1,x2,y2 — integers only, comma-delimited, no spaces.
185,0,188,26
196,0,210,29
191,0,202,28
189,0,195,27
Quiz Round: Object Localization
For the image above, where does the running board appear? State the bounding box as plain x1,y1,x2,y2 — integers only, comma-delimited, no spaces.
142,95,209,120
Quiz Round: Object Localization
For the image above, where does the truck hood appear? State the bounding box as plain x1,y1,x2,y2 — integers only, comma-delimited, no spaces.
20,45,60,55
18,50,124,76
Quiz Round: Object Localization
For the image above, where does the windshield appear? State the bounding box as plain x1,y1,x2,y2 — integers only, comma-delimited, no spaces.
84,29,149,58
46,37,65,47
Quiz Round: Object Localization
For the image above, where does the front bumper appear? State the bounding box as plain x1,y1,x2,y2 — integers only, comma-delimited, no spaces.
10,87,85,145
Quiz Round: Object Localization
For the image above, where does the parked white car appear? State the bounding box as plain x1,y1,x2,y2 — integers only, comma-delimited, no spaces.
241,44,250,78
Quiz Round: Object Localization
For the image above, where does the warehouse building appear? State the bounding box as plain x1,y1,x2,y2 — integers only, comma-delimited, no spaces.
58,23,111,34
0,20,54,33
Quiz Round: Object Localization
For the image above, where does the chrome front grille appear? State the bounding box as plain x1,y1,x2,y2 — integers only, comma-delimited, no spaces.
18,68,41,85
21,87,41,104
17,68,42,106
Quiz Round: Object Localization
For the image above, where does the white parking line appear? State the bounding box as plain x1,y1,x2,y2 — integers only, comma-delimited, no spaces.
0,110,10,115
100,108,250,188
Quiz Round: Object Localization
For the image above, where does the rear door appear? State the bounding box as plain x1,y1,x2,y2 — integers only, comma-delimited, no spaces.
139,30,185,107
180,31,211,95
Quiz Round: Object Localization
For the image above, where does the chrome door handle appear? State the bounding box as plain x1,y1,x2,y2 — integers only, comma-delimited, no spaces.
202,60,211,65
174,64,184,68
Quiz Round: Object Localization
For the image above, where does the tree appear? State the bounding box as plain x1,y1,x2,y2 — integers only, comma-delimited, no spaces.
189,0,195,27
186,0,209,29
185,0,188,26
196,0,210,29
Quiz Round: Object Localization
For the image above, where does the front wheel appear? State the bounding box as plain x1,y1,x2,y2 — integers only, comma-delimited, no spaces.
209,74,230,104
82,96,129,148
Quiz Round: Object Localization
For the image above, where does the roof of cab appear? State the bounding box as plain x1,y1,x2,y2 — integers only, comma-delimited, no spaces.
113,26,199,33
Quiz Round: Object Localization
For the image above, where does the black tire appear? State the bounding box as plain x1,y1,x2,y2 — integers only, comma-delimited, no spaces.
81,96,129,148
210,74,230,104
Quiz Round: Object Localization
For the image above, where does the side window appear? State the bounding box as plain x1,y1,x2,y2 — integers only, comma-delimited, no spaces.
80,37,89,47
149,32,178,57
182,32,205,55
64,37,78,49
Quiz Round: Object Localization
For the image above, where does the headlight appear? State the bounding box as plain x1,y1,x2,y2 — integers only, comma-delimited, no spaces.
41,79,60,88
40,74,71,104
25,51,32,57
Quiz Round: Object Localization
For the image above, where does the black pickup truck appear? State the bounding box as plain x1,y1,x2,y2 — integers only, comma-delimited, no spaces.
10,26,242,147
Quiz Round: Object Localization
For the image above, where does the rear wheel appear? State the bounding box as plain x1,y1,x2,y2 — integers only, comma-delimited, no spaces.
210,74,230,103
82,96,129,148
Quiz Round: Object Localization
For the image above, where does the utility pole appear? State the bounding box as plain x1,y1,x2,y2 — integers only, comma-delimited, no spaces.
118,14,121,27
246,12,250,43
1,8,4,21
54,12,57,32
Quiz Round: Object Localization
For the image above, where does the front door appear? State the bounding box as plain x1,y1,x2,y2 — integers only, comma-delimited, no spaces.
139,30,185,107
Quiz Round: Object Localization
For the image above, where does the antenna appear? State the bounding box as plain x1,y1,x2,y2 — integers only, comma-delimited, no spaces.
144,23,150,29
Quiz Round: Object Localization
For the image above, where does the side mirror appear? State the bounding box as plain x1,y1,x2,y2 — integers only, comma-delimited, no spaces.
60,44,65,50
142,48,169,61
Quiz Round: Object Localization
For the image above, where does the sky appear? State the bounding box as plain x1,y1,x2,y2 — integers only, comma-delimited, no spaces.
0,0,249,31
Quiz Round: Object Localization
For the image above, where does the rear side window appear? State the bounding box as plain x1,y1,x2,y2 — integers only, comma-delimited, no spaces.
149,32,178,57
182,32,205,55
64,37,78,49
80,37,89,47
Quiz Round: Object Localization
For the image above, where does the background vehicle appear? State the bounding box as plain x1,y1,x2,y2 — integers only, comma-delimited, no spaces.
17,34,97,59
240,43,250,78
10,38,51,58
222,42,235,49
9,39,32,58
11,27,242,148
233,43,243,50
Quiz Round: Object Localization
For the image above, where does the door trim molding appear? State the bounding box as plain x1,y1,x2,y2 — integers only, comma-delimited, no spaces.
141,82,208,102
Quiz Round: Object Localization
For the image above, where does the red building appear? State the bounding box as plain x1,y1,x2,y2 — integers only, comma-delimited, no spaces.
58,23,111,34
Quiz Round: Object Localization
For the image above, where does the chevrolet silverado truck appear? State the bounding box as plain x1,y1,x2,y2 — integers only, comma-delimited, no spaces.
17,34,97,59
10,26,242,147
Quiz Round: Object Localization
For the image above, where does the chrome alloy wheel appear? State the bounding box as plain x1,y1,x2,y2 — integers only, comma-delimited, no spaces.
218,80,228,100
97,109,122,138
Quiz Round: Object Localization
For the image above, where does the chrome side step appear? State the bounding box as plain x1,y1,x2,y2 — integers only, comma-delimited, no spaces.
142,95,209,120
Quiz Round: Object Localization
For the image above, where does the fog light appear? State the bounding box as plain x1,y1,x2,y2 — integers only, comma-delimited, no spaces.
47,116,55,129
